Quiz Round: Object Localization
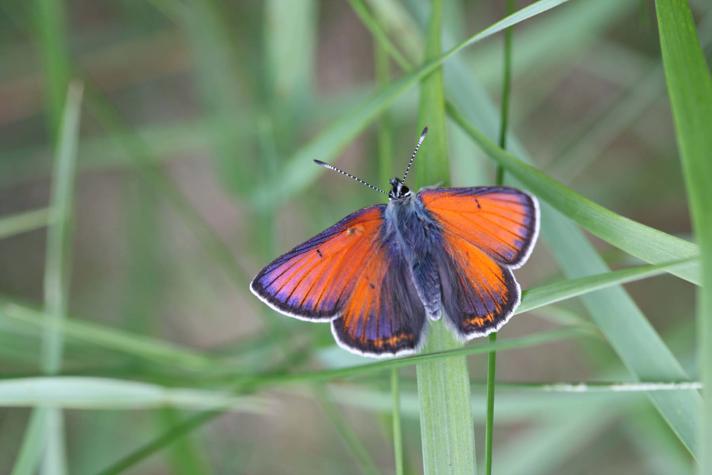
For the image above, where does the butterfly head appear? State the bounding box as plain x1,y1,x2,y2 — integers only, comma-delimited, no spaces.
388,178,411,200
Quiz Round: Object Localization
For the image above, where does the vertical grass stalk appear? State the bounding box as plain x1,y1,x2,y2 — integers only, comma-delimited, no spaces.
374,35,403,475
485,2,515,472
654,1,712,471
25,82,82,475
415,1,476,473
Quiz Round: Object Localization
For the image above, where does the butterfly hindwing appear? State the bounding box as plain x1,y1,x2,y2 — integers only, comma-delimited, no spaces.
332,242,426,356
436,232,520,338
419,186,538,338
419,187,538,267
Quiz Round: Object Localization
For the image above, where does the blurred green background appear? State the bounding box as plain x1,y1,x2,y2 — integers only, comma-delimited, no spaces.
0,0,709,474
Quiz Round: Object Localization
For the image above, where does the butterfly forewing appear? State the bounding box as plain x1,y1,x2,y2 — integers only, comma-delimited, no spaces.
419,187,538,267
250,205,385,320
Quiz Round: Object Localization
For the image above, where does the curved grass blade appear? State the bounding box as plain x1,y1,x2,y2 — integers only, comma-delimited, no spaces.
654,0,712,468
518,257,698,314
250,0,571,209
0,300,221,371
0,377,265,411
433,39,700,455
446,102,700,285
412,1,476,473
0,208,51,240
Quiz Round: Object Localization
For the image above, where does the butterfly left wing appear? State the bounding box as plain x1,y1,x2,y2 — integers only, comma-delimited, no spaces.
420,187,539,338
331,243,427,356
250,205,426,356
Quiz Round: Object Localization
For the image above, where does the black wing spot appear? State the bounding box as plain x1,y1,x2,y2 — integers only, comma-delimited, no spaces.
369,282,376,290
475,198,482,209
316,249,323,258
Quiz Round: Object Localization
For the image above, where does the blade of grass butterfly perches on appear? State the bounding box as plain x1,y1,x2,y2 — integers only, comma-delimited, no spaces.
250,126,539,356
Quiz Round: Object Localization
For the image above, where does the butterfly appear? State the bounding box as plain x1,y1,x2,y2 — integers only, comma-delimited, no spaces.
250,127,539,358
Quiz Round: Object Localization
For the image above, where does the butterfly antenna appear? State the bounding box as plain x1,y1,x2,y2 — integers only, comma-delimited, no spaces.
401,126,428,183
313,160,387,195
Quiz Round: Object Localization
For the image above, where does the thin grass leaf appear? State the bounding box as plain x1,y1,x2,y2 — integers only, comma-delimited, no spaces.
315,386,381,475
428,37,701,455
390,369,404,475
413,1,476,473
11,408,48,475
33,0,71,132
446,102,700,285
18,82,83,475
0,300,222,371
371,34,403,475
158,408,214,475
251,0,571,209
486,1,515,469
654,1,712,469
0,377,265,411
0,208,51,240
518,257,698,314
85,88,248,291
346,10,700,454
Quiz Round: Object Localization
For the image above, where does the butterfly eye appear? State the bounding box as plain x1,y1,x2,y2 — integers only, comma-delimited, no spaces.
400,185,410,195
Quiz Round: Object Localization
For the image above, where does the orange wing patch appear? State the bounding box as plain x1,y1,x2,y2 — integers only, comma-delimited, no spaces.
332,242,427,356
439,224,520,338
420,187,537,267
250,206,385,320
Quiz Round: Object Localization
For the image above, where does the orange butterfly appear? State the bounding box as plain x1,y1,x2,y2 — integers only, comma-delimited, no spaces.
251,128,539,357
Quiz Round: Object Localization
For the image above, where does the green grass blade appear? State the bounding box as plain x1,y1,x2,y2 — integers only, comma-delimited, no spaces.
0,208,51,240
315,386,381,475
0,301,221,371
654,1,712,469
446,102,700,285
158,408,214,475
390,369,404,475
33,0,71,132
518,257,698,314
371,31,403,475
42,81,82,375
433,47,700,454
251,0,571,209
92,328,581,475
485,0,515,469
540,210,700,455
22,82,82,475
11,408,48,475
414,1,476,473
0,377,264,411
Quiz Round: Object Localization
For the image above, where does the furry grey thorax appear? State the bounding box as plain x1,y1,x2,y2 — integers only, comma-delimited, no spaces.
383,191,445,320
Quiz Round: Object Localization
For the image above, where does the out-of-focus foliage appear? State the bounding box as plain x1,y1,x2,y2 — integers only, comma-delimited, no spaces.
0,1,708,474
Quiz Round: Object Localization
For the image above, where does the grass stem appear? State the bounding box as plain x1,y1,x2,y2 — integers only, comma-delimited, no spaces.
485,1,515,472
